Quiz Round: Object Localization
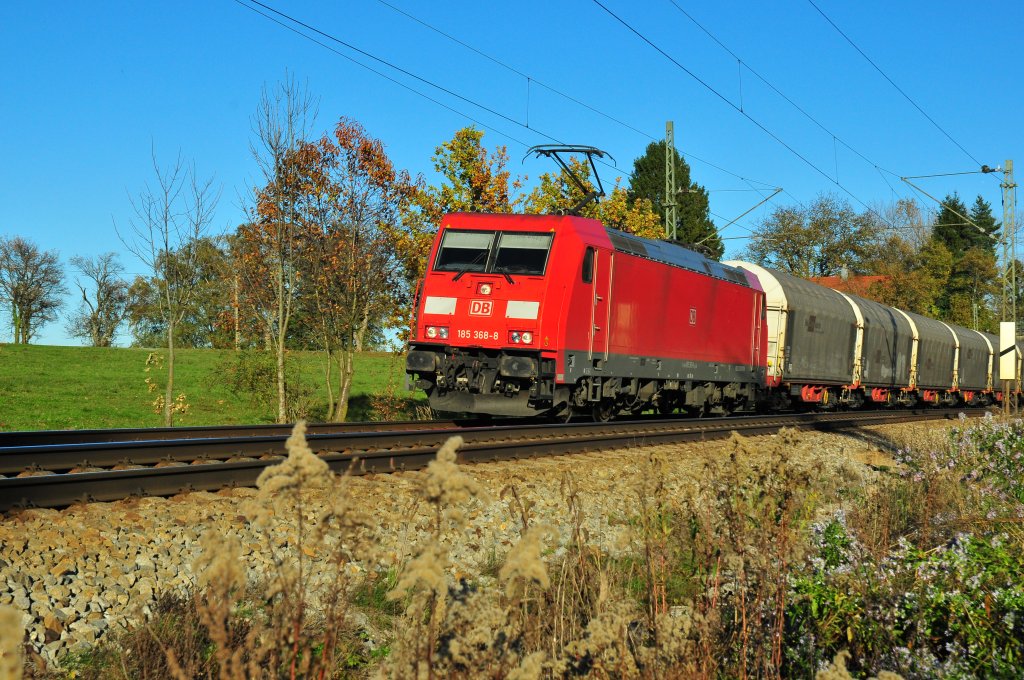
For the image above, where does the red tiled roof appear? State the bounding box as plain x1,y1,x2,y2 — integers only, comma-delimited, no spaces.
809,275,889,297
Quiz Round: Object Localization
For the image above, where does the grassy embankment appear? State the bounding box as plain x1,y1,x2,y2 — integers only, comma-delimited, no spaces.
0,344,419,431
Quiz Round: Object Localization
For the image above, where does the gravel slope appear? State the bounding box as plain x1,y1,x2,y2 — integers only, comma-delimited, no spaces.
0,420,943,667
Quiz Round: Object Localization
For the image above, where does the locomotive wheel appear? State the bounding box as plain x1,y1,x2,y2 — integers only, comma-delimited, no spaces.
592,400,617,422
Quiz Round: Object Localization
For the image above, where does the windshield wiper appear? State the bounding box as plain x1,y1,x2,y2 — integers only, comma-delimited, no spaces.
452,251,488,281
493,263,516,284
498,270,514,284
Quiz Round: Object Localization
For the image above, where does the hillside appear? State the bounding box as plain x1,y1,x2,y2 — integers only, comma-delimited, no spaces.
0,344,417,431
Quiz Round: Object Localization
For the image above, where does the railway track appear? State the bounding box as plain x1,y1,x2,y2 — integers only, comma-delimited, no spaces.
0,409,985,512
0,417,518,447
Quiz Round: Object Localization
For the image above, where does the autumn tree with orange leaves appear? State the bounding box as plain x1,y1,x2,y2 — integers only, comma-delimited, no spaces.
396,128,524,329
296,118,416,421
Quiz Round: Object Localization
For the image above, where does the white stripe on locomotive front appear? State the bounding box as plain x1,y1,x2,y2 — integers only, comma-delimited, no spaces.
505,300,540,319
423,296,457,315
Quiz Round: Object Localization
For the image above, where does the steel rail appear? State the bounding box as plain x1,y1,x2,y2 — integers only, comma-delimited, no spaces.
0,417,523,447
0,409,979,476
0,409,983,512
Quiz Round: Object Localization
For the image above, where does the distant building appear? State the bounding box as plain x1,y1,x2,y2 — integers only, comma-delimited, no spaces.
809,274,889,298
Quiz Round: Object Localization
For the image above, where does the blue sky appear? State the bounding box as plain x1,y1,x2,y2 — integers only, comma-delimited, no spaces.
2,1,1020,345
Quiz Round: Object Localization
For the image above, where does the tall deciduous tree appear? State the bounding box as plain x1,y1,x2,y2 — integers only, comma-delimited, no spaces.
0,236,66,343
66,252,128,347
867,236,952,316
117,150,219,426
237,75,318,423
744,194,883,278
627,141,721,257
422,127,521,218
298,119,415,420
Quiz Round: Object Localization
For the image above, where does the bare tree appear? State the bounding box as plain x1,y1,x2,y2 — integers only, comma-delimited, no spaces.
0,236,66,343
65,252,128,346
237,74,318,423
871,197,932,251
117,148,219,426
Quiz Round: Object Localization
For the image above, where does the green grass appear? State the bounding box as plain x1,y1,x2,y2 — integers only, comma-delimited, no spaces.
0,344,421,431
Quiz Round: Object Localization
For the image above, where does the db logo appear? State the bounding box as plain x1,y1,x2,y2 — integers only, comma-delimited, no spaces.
469,299,493,316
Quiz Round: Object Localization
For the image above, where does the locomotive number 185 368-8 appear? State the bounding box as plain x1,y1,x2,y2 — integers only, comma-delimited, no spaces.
456,329,499,340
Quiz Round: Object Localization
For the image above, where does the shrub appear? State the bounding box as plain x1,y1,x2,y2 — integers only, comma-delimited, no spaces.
218,350,319,421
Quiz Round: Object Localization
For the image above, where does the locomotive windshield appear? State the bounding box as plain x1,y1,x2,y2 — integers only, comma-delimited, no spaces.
493,233,552,275
434,230,494,273
434,229,553,276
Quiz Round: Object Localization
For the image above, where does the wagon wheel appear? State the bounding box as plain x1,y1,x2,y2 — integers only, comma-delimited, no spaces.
592,400,617,422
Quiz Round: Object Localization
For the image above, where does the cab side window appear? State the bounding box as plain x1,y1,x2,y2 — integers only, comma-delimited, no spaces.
582,247,595,283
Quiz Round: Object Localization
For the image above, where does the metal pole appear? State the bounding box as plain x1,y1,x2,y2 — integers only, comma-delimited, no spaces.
665,121,678,240
1002,160,1017,414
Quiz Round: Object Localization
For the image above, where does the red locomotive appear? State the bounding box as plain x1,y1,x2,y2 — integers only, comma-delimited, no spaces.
405,211,768,419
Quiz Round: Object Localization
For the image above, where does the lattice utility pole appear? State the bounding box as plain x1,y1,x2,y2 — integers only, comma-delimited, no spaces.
999,160,1018,415
1002,159,1017,332
665,121,678,240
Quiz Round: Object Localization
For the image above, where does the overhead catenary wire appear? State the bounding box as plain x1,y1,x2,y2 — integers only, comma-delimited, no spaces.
804,0,989,172
234,0,558,145
590,0,899,230
234,0,653,207
371,0,781,190
231,0,534,150
231,0,788,242
665,0,904,185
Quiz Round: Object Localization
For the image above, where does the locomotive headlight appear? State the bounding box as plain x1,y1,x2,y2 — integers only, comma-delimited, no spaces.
438,327,449,339
426,326,437,339
478,282,492,295
508,330,533,344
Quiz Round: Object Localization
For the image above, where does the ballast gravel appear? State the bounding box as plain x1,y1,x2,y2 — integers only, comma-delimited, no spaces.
0,421,947,667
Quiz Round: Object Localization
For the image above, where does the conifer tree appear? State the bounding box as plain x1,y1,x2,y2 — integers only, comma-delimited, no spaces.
626,141,721,258
968,195,1000,253
933,193,997,256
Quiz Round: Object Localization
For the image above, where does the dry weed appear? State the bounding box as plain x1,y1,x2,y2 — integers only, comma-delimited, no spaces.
172,420,373,678
815,650,903,680
0,605,24,680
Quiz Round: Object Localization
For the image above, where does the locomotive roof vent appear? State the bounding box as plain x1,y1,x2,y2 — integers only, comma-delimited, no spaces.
525,145,614,216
